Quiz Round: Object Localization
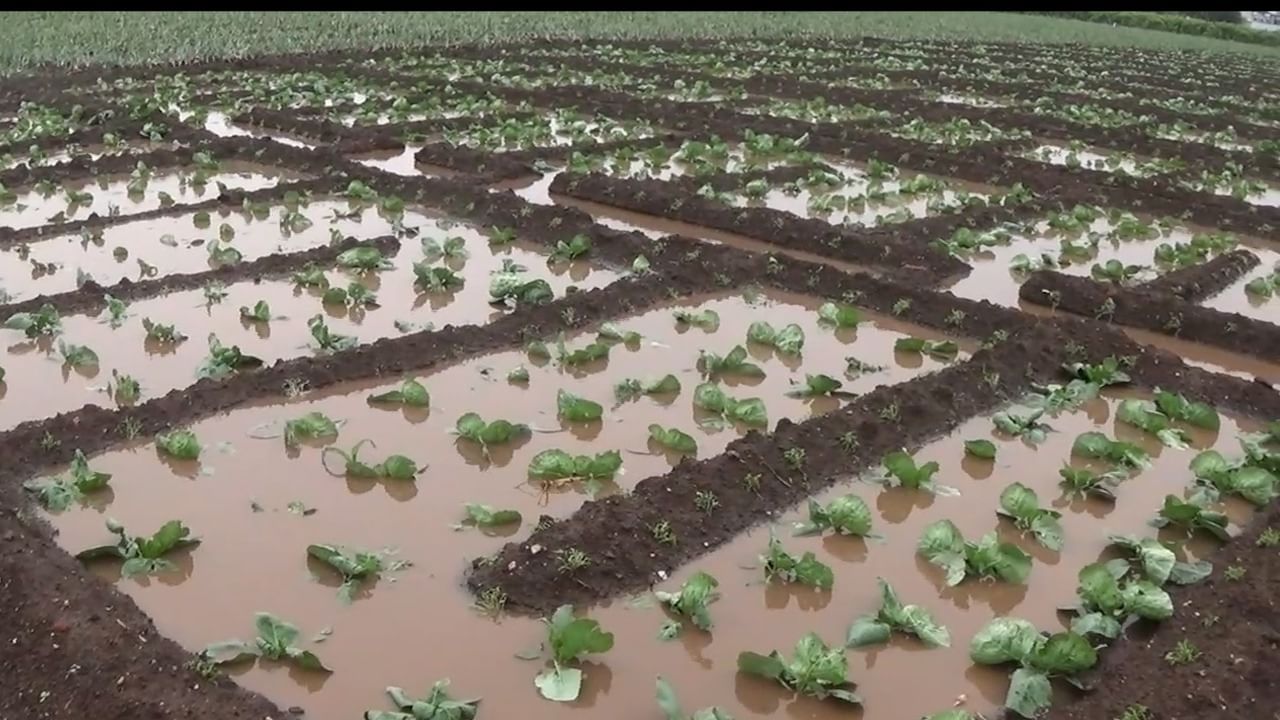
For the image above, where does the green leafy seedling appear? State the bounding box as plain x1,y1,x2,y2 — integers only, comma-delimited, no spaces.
202,612,331,672
533,605,613,702
77,518,200,577
846,578,950,648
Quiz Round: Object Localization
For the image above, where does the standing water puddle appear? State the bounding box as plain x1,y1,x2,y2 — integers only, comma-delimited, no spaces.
0,221,619,431
0,163,302,230
0,200,429,302
37,381,1259,719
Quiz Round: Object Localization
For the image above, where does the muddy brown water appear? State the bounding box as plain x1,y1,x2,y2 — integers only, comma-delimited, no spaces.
1202,261,1280,324
348,146,455,177
40,377,1258,720
946,219,1280,309
202,111,318,148
0,221,619,432
502,171,877,275
0,164,298,230
0,200,422,302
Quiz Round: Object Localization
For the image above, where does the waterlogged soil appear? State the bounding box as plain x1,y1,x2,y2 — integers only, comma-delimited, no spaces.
0,164,297,230
0,200,420,302
0,228,618,431
202,111,318,148
947,219,1280,309
38,389,1257,720
502,172,877,275
1202,263,1280,324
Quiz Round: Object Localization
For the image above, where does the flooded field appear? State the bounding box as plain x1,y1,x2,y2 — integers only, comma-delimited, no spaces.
4,32,1280,720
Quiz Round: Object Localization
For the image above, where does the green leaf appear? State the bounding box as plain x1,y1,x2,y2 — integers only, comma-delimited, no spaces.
137,520,197,558
368,379,430,408
1154,390,1219,430
736,651,786,681
883,450,940,490
918,520,967,586
747,321,805,355
1070,612,1122,639
844,617,892,648
698,345,765,378
969,617,1039,665
557,390,603,422
1005,667,1052,719
283,412,338,448
597,322,641,345
648,424,698,455
785,374,845,397
964,439,997,458
1029,632,1097,674
528,449,621,481
238,300,272,323
654,571,719,631
546,604,614,665
58,340,99,368
795,494,872,537
673,309,720,330
255,612,300,655
965,533,1033,583
156,429,200,460
762,535,834,589
894,337,959,360
464,503,522,527
337,246,391,271
817,302,861,328
1072,431,1150,469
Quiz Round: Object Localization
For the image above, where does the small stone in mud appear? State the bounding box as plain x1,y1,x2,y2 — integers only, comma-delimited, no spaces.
50,619,71,633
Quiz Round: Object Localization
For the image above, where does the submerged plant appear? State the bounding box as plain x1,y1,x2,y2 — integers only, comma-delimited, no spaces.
761,534,834,589
737,633,860,704
532,605,613,702
528,450,621,482
4,303,61,337
996,482,1064,550
846,578,950,648
746,321,804,355
368,378,430,407
308,314,357,353
655,677,734,720
76,518,199,577
156,429,201,460
698,345,764,378
917,519,1032,586
1072,431,1150,470
23,450,112,511
969,617,1096,718
306,543,408,603
654,571,719,634
792,494,872,537
197,334,262,379
364,681,480,720
693,382,767,428
322,440,421,480
202,612,330,672
894,337,959,360
614,374,680,403
1151,494,1231,541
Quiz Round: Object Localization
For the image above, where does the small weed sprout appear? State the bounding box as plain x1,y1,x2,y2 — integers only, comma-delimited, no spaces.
982,369,1001,391
1064,341,1086,360
536,516,555,532
1257,527,1280,547
1224,564,1247,581
891,298,911,316
713,272,733,287
1163,312,1183,333
944,309,966,327
838,432,858,454
879,402,901,422
651,520,678,545
474,586,508,617
1164,639,1200,666
694,491,719,514
765,255,783,275
40,432,60,451
1043,289,1062,309
1094,297,1116,320
555,547,591,573
185,655,221,680
560,307,580,326
1116,705,1151,720
1201,614,1220,627
119,416,143,440
782,447,806,470
743,473,762,493
282,377,310,398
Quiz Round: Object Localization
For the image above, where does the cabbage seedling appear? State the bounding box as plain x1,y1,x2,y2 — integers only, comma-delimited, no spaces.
993,408,1051,444
969,617,1096,718
307,543,409,603
1189,450,1277,506
1064,562,1172,641
792,494,873,537
846,578,950,648
894,337,958,360
746,320,804,355
918,519,1032,586
413,263,464,292
453,413,529,455
1106,534,1211,586
23,449,111,511
1116,399,1190,449
337,245,393,271
368,378,430,407
202,612,330,672
557,390,603,422
528,449,621,482
1063,357,1129,386
648,425,697,455
673,308,719,330
1058,466,1124,500
548,234,591,262
1151,494,1230,541
197,334,262,379
58,340,98,369
698,345,764,378
364,680,480,720
322,440,421,480
4,303,61,337
308,314,357,353
761,534,833,589
996,482,1064,550
533,605,613,702
817,302,860,328
142,317,186,343
737,632,860,704
1072,431,1150,470
156,429,201,460
76,518,200,577
693,382,767,428
654,571,719,634
614,374,680,403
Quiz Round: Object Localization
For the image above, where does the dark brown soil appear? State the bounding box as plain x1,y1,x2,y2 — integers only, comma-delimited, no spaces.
0,35,1278,720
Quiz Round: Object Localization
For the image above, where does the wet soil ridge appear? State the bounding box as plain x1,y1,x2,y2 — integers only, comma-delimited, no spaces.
1139,248,1261,302
0,234,399,319
1020,270,1280,363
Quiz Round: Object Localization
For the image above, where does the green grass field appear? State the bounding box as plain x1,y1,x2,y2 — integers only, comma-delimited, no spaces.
1,11,1278,74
